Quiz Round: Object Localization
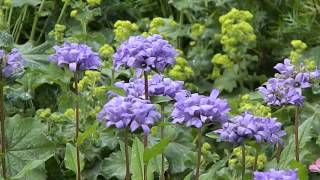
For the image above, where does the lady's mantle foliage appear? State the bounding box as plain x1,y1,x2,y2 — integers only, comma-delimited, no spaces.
115,74,184,99
48,42,102,72
0,48,24,78
97,96,161,134
113,34,177,76
258,59,319,106
215,112,285,144
254,169,298,180
171,89,230,128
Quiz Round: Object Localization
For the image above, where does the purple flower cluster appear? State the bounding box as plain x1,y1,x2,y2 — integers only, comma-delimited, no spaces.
115,74,184,99
254,169,298,180
214,112,286,144
113,35,177,76
258,78,304,106
97,96,161,134
49,42,101,72
258,58,319,106
171,89,230,128
0,48,24,78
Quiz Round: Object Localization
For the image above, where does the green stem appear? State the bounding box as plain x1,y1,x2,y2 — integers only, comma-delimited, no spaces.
81,20,87,34
294,107,300,162
74,73,81,180
6,7,13,33
143,71,148,180
177,12,184,49
195,128,202,180
0,58,7,179
56,0,69,24
124,130,130,180
159,0,167,17
276,142,281,168
15,6,28,43
36,17,50,44
241,144,246,179
253,151,258,171
160,105,165,180
30,0,46,44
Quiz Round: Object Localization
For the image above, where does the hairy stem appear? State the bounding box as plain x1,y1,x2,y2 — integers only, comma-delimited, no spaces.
195,128,202,180
74,73,81,180
276,142,281,167
160,105,165,180
253,151,258,171
36,17,50,44
143,71,148,180
14,5,28,43
241,144,246,179
124,130,130,180
294,107,300,162
0,59,7,179
30,0,46,44
6,7,13,33
56,0,69,24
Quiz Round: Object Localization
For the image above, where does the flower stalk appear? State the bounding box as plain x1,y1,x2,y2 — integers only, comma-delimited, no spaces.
143,71,148,180
195,127,202,180
0,60,7,180
294,107,300,162
74,73,81,180
241,144,246,179
160,105,165,180
124,129,130,180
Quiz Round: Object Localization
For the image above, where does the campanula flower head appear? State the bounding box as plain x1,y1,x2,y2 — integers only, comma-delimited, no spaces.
49,42,101,72
115,74,184,99
113,34,177,76
215,112,286,144
97,96,161,134
254,169,298,180
0,48,24,78
171,89,230,128
309,158,320,173
258,58,319,106
258,78,304,106
148,74,184,98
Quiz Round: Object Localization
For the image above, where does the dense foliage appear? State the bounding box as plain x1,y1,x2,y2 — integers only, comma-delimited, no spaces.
1,0,320,180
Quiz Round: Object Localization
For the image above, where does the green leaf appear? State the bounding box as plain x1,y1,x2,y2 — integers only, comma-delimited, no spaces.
150,96,173,104
77,123,98,146
64,143,85,174
289,160,308,180
279,115,315,167
130,137,144,180
205,132,219,139
144,138,170,163
15,42,52,70
100,144,126,179
12,0,41,7
103,86,126,96
214,69,237,93
4,115,55,177
10,155,52,179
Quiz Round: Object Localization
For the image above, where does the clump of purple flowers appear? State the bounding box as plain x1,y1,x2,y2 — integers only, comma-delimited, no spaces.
0,48,24,78
171,89,230,128
258,59,319,106
214,112,286,144
258,78,304,106
113,34,177,76
254,169,298,180
49,42,101,72
97,96,161,134
115,74,184,99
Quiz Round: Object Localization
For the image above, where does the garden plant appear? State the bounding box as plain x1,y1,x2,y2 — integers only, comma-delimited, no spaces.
1,0,320,180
